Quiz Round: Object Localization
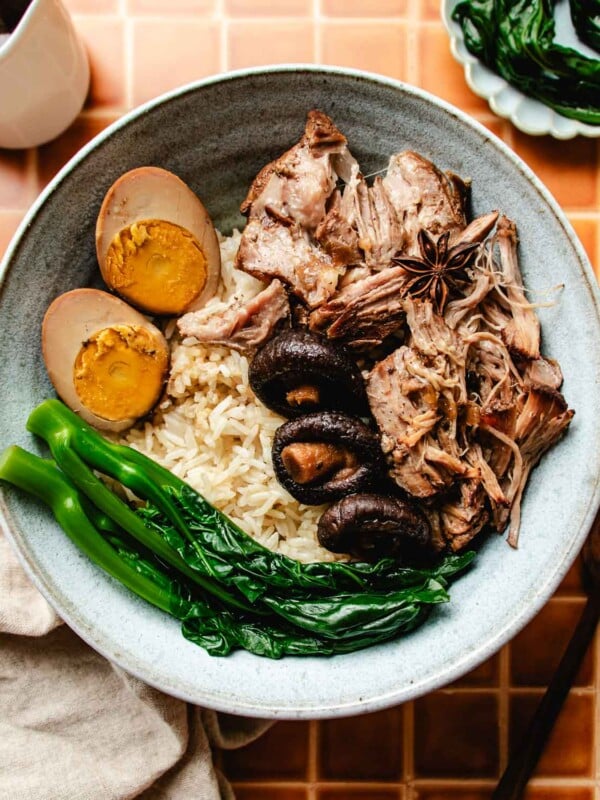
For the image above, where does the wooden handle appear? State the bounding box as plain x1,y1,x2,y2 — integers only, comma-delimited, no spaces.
492,591,600,800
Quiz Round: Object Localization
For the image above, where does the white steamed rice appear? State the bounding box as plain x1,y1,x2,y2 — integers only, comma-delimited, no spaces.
119,230,343,563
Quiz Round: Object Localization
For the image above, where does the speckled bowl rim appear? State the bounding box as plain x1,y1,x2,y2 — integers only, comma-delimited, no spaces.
1,65,600,719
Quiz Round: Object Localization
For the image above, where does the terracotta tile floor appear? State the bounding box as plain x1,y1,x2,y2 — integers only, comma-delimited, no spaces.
2,0,600,797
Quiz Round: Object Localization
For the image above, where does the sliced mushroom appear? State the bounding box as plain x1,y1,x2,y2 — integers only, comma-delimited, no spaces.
281,442,359,485
317,493,433,562
249,329,367,418
272,411,383,504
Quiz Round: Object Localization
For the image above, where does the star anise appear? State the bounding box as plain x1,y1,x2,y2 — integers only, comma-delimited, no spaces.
393,229,479,315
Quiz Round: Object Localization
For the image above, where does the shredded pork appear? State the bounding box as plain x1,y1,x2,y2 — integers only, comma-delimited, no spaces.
383,151,468,255
178,279,289,352
366,226,573,550
236,111,357,307
223,109,574,551
309,266,408,349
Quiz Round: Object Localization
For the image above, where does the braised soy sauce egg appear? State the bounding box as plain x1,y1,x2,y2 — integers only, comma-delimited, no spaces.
42,288,169,432
95,167,221,316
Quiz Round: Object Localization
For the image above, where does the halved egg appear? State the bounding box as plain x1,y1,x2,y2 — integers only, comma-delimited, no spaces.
42,288,170,432
95,167,221,316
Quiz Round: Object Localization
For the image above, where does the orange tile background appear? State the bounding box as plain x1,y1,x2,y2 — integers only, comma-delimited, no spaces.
1,0,599,798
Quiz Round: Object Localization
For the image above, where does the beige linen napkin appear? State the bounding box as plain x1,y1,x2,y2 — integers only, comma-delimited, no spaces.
0,530,272,800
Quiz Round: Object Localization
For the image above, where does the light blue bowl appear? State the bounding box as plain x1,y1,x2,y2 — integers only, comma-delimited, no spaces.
1,66,599,719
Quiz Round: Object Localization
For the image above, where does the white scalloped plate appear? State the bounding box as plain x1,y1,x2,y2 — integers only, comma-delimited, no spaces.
442,0,600,138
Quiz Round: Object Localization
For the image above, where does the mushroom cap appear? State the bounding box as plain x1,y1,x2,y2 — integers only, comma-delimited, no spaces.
42,288,169,432
317,493,433,562
272,411,383,504
249,329,368,418
95,166,221,313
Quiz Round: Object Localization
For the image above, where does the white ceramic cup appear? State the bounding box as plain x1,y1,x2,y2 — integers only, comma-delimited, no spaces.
0,0,90,149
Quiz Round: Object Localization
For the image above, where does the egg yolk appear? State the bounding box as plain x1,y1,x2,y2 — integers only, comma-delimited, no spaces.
104,219,207,315
73,324,168,422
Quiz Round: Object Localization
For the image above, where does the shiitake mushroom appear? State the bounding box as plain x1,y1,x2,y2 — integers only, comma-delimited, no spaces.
249,330,367,418
317,493,433,562
272,411,383,505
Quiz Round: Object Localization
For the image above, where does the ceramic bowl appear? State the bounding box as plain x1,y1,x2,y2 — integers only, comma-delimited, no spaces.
1,66,599,719
442,0,600,139
0,0,90,149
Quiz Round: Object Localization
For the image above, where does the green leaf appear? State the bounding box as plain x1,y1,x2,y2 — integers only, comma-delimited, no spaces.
570,0,600,52
453,0,600,124
16,399,477,659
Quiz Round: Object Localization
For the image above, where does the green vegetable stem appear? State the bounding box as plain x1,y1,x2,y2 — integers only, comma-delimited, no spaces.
0,400,475,658
0,446,190,619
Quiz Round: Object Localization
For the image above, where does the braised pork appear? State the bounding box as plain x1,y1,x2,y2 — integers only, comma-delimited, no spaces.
451,211,499,247
366,274,572,550
337,165,405,270
240,110,354,229
225,111,574,552
505,387,574,545
492,216,541,360
309,266,409,348
236,111,357,306
309,211,500,349
367,300,477,501
439,480,490,552
523,356,564,391
314,189,361,267
236,214,342,308
177,279,289,352
383,151,468,256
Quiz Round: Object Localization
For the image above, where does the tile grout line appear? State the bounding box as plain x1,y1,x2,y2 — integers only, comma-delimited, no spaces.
419,17,454,25
25,148,38,201
498,642,510,773
403,699,415,792
76,108,131,119
229,776,600,793
229,777,600,789
597,137,600,212
307,719,318,800
594,613,600,784
527,778,599,787
313,0,322,63
565,210,600,220
408,0,421,24
594,141,600,273
405,0,420,85
227,779,497,789
123,0,134,111
124,13,327,23
508,686,595,696
0,208,30,216
433,680,595,697
217,0,228,73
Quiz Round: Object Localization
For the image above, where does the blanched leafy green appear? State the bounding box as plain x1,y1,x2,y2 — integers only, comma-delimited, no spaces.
0,400,475,659
452,0,600,124
570,0,600,52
